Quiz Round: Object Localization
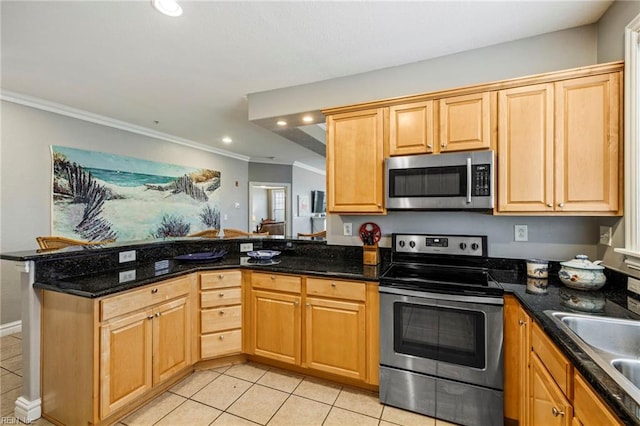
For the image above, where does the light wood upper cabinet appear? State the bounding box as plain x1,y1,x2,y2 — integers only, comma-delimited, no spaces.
389,101,435,155
439,92,493,152
554,72,621,213
497,71,622,215
326,108,386,214
498,84,554,212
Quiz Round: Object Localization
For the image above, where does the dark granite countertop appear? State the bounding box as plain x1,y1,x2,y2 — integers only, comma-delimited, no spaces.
33,253,387,298
493,269,640,425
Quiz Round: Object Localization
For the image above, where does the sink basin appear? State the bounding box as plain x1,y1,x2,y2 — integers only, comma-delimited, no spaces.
558,314,640,358
612,359,640,389
544,310,640,406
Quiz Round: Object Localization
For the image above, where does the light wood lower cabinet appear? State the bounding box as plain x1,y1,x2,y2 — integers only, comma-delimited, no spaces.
41,275,195,425
199,270,243,359
505,296,624,426
245,272,378,385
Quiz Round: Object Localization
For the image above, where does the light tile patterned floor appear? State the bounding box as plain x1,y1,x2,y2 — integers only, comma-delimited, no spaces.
0,333,457,425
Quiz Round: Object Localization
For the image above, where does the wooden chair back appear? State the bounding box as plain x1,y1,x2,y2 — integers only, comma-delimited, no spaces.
36,236,115,250
297,230,326,238
187,229,220,238
223,228,268,238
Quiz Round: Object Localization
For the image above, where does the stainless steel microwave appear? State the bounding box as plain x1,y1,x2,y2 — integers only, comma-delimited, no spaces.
385,150,494,210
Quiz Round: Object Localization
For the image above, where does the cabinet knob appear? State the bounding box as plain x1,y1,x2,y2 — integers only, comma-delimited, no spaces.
147,315,154,320
427,144,433,149
547,203,553,208
219,335,224,340
331,282,336,287
552,407,565,417
558,203,564,208
219,310,225,315
155,312,161,317
441,143,446,148
377,203,382,207
219,274,224,279
151,288,158,294
518,320,527,326
271,275,276,280
219,292,225,297
305,303,310,307
294,301,299,306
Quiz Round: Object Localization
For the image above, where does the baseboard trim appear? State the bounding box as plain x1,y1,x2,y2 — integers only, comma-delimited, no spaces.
0,320,22,337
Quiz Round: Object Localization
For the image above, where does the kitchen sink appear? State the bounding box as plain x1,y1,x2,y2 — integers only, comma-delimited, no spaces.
544,310,640,405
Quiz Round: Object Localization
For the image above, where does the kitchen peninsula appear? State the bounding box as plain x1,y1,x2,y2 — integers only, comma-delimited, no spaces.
2,237,640,425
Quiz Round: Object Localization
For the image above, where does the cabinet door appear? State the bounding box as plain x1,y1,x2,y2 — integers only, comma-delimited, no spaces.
497,84,554,212
326,108,385,213
304,297,366,380
100,309,153,418
439,92,492,152
389,101,435,155
554,72,621,213
573,372,623,426
153,297,191,385
529,353,573,426
504,296,532,424
250,289,301,365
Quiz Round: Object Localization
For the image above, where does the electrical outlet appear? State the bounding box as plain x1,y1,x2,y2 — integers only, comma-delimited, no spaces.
119,250,136,263
628,277,640,296
599,226,613,246
240,243,253,252
514,225,528,242
343,223,352,236
118,270,136,283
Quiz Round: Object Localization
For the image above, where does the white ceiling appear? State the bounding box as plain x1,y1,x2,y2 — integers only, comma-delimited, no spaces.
1,0,613,171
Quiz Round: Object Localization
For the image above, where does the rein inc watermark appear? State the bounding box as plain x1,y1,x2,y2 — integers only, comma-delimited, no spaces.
0,417,30,424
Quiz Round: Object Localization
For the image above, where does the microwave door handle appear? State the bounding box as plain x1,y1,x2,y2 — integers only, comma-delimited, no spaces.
466,157,472,204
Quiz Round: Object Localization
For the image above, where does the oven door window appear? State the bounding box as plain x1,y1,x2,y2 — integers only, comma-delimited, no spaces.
393,302,485,369
388,165,467,198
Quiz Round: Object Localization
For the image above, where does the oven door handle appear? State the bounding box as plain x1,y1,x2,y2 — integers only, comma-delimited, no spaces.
379,286,504,306
466,157,472,204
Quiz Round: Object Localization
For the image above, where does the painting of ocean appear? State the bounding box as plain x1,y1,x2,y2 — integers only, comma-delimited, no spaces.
51,145,221,242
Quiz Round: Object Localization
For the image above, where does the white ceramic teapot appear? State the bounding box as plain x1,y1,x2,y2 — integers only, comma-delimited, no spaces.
558,254,606,291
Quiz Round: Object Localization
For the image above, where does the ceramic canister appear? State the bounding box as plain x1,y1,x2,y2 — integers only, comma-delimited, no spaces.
526,259,549,278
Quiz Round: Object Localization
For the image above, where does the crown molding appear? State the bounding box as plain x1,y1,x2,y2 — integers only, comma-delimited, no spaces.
0,90,250,162
292,161,326,175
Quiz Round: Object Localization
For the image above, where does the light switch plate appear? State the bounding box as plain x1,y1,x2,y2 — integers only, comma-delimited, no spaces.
343,223,352,236
118,270,136,283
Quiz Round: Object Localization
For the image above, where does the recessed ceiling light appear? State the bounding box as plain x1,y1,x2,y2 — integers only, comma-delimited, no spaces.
302,115,313,123
277,120,287,126
151,0,183,17
222,136,232,144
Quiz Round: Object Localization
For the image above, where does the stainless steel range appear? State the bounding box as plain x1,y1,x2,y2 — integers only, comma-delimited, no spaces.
379,233,504,426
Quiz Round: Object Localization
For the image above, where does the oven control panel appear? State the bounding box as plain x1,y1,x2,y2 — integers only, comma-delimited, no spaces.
394,234,486,256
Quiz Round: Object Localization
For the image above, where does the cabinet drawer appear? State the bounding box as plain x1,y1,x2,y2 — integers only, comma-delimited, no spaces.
306,278,366,301
101,276,191,322
532,322,572,396
201,329,242,358
201,305,242,333
201,287,241,308
251,273,301,293
200,270,242,289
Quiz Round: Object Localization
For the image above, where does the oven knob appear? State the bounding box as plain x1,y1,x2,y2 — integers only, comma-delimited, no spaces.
471,243,479,251
409,241,416,248
459,243,467,250
399,240,405,248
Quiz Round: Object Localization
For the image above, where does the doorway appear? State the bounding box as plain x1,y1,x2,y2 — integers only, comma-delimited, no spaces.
248,181,292,236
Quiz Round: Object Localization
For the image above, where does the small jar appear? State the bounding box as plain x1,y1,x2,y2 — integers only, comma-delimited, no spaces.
526,259,549,279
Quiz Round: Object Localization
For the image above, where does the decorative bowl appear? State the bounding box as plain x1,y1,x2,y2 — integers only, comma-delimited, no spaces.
558,254,606,291
247,250,281,260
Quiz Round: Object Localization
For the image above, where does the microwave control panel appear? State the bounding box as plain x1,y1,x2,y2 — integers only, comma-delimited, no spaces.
472,164,491,196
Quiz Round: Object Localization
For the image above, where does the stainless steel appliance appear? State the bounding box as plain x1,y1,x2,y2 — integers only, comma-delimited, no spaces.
385,150,494,210
379,233,504,426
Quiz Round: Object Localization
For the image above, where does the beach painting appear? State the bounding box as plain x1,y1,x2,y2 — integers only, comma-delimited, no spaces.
51,146,221,242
